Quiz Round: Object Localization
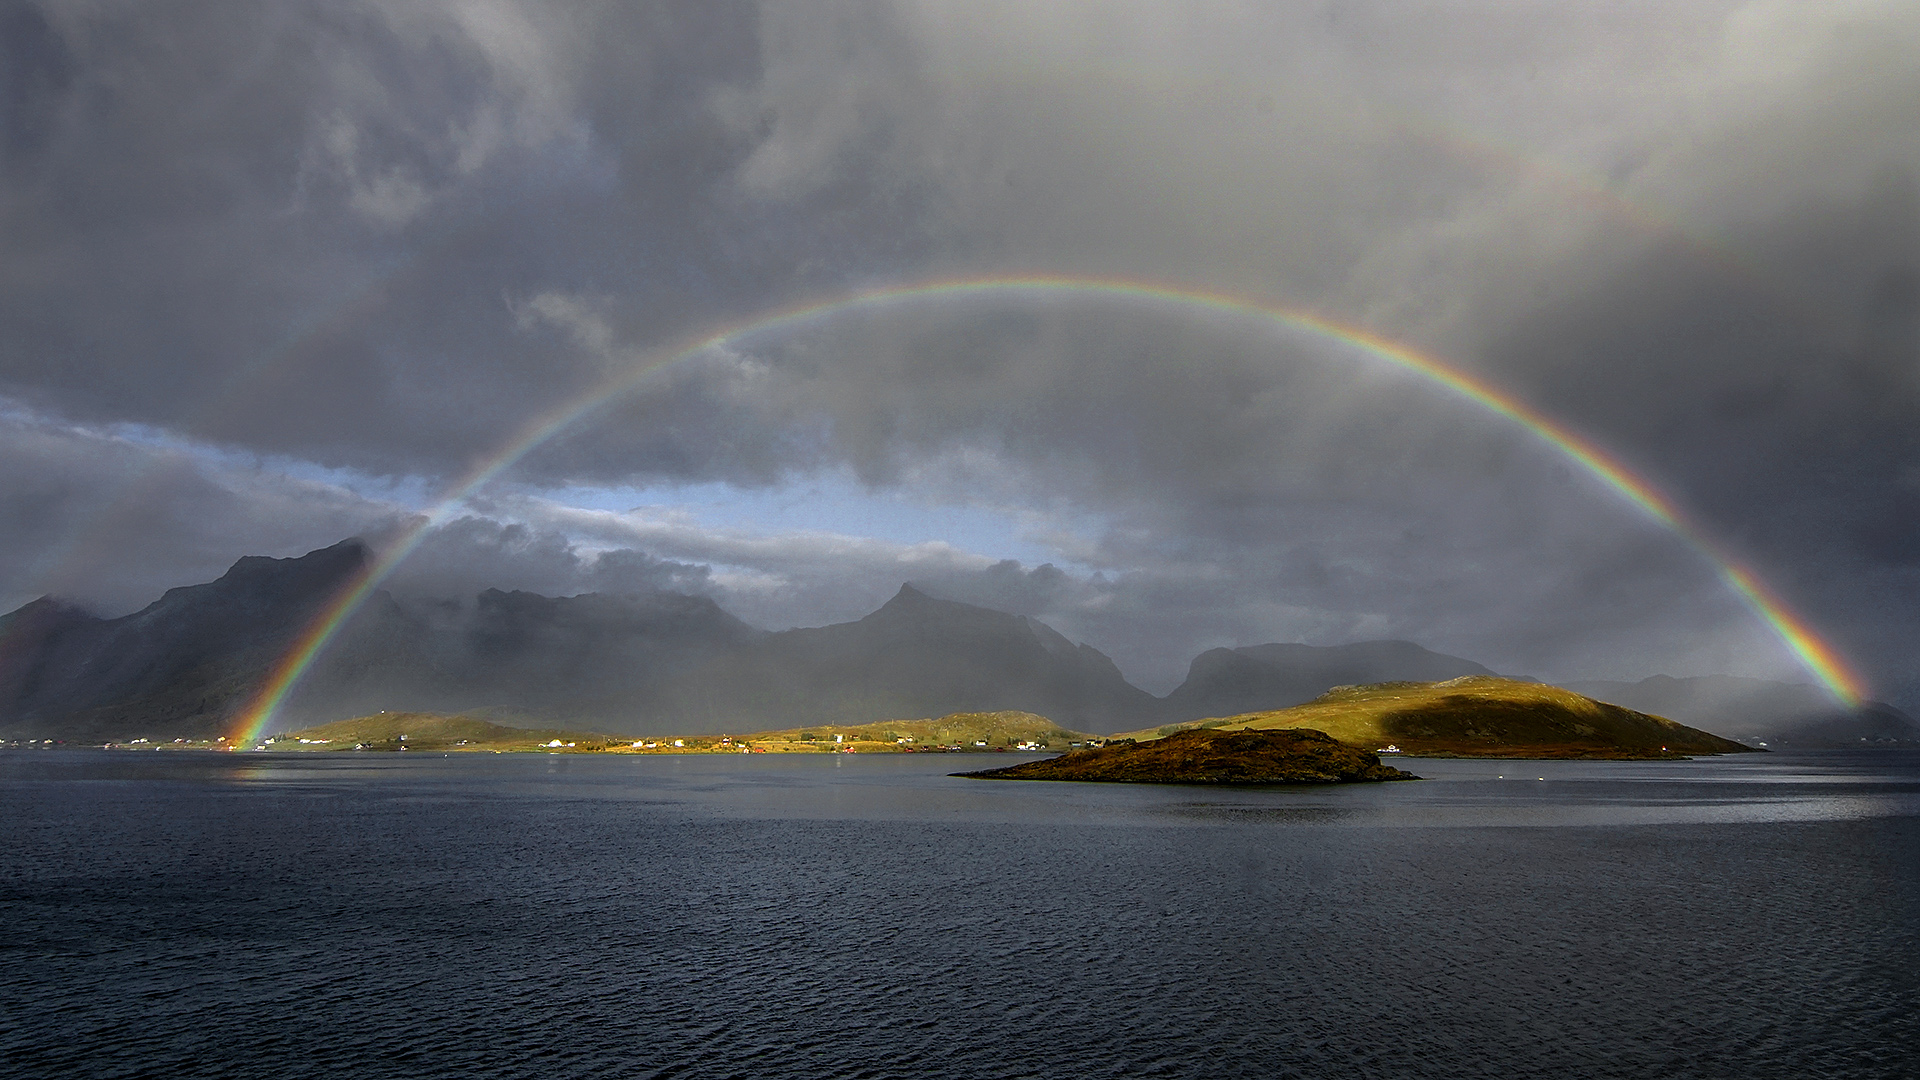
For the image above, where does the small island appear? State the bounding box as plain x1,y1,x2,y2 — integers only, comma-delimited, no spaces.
957,727,1420,784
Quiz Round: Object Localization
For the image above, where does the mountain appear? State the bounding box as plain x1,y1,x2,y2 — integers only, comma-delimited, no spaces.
302,583,1157,733
1113,676,1754,759
652,585,1163,733
280,586,761,730
1162,640,1498,719
0,539,761,740
24,538,1873,747
1564,675,1920,748
0,539,372,741
0,545,1161,739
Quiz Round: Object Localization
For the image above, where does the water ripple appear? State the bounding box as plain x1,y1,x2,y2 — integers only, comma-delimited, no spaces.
1,750,1915,1078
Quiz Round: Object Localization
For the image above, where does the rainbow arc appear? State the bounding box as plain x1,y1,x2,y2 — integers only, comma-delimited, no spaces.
229,275,1864,744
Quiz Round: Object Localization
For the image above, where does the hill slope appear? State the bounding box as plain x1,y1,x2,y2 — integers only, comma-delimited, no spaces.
714,711,1093,751
276,712,620,751
271,709,1090,754
1114,676,1752,758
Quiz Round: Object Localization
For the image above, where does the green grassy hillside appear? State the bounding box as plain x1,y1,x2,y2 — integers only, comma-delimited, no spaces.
713,711,1095,752
1109,676,1753,758
276,712,620,751
273,708,1090,753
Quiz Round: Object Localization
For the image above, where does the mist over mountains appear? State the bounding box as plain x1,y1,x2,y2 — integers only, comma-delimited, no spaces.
1563,676,1920,750
1166,641,1500,720
0,541,371,741
2,540,1911,746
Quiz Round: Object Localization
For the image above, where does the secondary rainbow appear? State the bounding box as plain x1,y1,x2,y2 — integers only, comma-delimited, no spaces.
228,275,1865,744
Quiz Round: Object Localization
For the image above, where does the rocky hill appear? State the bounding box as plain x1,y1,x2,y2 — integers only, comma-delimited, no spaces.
960,727,1420,784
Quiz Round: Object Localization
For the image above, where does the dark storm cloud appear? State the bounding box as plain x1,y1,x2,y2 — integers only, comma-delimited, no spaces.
0,401,404,615
4,1,1917,703
1465,169,1920,700
0,0,922,473
382,514,715,602
689,0,1920,698
496,293,1794,688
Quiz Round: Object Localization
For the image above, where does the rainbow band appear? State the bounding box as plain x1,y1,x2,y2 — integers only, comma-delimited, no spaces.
228,275,1864,744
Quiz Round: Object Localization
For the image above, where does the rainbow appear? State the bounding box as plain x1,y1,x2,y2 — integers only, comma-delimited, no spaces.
227,275,1864,744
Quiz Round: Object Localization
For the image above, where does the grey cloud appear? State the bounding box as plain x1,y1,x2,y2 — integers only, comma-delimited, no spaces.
383,514,714,602
4,1,1917,706
437,482,1791,694
0,400,403,615
0,0,884,473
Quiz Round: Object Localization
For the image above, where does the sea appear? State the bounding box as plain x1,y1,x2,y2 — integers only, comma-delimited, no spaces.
2,748,1915,1079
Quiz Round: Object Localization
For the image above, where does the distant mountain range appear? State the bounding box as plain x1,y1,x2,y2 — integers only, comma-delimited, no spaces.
306,579,1160,734
2,538,1913,745
1564,675,1920,748
0,540,372,741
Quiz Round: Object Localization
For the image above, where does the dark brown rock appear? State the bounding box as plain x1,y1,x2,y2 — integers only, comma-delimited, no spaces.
956,727,1419,785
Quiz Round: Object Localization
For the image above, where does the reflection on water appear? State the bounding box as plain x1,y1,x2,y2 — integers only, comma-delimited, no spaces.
89,745,1902,828
12,748,1919,832
3,749,1915,1079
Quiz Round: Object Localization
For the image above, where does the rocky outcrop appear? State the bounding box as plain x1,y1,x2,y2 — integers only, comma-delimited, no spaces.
958,727,1419,784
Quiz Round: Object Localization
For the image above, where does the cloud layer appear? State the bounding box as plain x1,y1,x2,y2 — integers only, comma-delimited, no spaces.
3,1,1915,703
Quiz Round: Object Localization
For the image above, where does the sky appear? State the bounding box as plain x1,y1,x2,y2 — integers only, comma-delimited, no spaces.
2,0,1916,703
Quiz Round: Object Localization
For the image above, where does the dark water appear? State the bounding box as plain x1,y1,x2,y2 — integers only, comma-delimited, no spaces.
3,750,1915,1079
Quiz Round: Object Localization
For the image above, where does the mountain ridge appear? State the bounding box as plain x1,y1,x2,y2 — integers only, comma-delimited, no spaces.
1567,674,1919,747
4,538,1907,745
0,539,371,740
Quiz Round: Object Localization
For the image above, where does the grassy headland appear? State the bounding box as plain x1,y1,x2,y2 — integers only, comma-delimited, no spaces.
241,680,1749,759
268,709,1093,753
701,711,1094,752
270,712,624,751
1107,676,1753,759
